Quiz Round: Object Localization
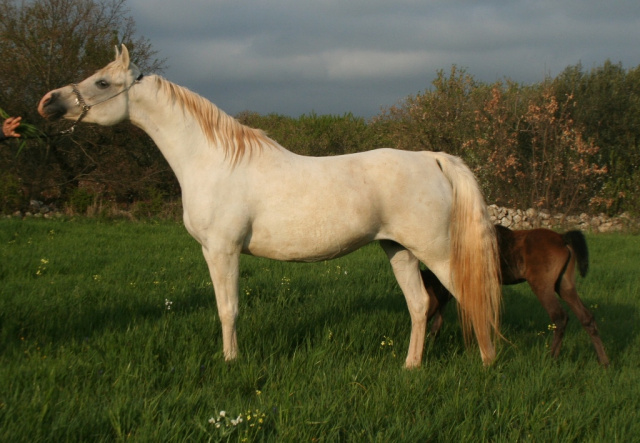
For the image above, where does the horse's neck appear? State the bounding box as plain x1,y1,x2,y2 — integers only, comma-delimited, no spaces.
128,76,296,189
127,77,229,184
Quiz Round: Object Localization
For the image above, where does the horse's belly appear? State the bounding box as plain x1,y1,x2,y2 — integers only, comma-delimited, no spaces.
243,214,379,262
244,237,371,262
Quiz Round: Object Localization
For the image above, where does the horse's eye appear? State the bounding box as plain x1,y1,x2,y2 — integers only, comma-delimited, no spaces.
96,79,110,89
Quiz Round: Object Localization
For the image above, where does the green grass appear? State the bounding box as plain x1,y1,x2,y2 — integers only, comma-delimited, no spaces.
1,218,639,441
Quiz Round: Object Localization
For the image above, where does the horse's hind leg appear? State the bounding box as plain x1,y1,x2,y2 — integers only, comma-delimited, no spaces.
528,282,569,359
558,280,610,367
380,240,430,368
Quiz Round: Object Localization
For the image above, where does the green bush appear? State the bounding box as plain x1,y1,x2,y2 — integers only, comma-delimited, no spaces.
67,187,96,215
0,172,25,213
236,111,383,156
131,187,171,219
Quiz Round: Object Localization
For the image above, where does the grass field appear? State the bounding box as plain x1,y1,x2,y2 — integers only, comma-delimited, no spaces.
1,218,639,441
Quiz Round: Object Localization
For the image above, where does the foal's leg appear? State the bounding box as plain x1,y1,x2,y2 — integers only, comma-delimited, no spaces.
427,285,445,337
422,270,454,337
380,240,430,368
429,309,445,337
202,246,241,361
557,276,610,367
526,277,569,359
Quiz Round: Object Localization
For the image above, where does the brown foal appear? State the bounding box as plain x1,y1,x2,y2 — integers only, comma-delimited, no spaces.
422,225,610,367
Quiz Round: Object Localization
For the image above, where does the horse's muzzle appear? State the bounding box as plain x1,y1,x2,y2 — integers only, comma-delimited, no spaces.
38,91,67,120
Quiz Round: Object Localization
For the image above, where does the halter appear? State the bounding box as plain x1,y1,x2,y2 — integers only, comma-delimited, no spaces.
62,72,144,134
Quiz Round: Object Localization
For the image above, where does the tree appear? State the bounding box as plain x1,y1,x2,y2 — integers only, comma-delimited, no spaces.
372,66,480,156
519,87,607,214
553,61,640,214
0,0,172,211
237,111,382,157
371,67,612,215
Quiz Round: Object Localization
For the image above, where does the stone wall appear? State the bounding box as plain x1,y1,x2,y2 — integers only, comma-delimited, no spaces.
488,205,637,233
7,200,639,233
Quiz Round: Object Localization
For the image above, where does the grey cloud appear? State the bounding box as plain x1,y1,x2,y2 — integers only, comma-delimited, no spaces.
129,0,640,117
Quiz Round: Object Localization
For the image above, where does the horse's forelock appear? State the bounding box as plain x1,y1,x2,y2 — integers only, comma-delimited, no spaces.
153,76,277,164
94,59,127,84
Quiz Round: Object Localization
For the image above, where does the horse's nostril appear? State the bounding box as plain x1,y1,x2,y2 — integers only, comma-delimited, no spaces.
38,91,67,120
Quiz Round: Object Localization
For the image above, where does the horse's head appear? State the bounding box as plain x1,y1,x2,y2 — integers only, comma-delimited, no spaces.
38,45,142,127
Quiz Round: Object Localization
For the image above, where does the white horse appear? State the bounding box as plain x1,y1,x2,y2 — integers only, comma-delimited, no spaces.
39,45,501,367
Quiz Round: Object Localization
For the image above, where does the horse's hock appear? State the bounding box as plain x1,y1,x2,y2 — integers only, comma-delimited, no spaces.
488,204,636,233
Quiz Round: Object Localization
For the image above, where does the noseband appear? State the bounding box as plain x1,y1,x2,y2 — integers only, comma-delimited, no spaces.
62,73,144,134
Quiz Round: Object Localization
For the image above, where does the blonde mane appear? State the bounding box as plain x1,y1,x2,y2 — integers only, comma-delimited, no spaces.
153,76,280,164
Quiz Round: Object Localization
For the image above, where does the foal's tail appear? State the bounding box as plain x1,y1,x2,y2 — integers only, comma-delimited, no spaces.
433,153,502,365
563,230,589,278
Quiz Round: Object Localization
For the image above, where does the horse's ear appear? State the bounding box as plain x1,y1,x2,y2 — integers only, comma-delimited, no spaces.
114,45,121,59
119,45,130,67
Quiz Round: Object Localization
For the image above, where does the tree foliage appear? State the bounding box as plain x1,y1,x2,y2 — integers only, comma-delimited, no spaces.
376,63,637,215
0,0,172,209
237,111,383,157
551,61,640,214
372,66,480,155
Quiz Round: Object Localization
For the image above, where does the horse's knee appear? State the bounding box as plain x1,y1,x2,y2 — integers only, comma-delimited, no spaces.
548,306,568,332
557,313,568,333
217,306,238,323
544,308,567,358
580,314,600,336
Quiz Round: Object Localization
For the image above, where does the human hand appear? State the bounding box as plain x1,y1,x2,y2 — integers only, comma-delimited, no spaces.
2,116,22,138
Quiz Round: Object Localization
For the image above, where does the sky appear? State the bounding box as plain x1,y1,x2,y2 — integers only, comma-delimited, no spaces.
128,0,640,119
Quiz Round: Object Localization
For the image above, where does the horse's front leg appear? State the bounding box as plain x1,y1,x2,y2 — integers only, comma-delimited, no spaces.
202,246,241,361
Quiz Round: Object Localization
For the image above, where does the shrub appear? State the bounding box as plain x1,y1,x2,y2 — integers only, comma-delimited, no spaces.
0,172,25,213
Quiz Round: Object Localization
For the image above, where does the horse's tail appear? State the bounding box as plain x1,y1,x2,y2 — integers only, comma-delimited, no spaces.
433,153,502,365
563,230,589,278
